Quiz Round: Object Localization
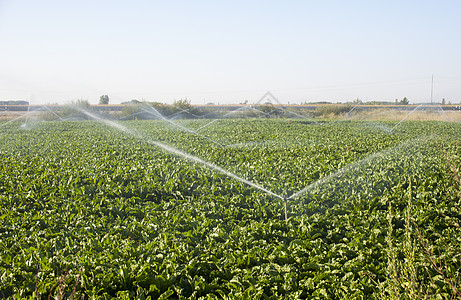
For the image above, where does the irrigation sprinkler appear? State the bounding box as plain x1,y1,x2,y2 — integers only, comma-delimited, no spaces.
78,107,301,223
284,197,288,221
21,103,32,128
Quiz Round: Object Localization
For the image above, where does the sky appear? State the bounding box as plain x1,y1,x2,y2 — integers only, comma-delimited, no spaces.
0,0,460,105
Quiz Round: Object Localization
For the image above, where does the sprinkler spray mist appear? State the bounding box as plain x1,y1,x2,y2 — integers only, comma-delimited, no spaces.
76,107,286,207
141,106,226,148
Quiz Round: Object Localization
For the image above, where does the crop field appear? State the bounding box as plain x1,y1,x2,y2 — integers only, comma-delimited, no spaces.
1,115,461,299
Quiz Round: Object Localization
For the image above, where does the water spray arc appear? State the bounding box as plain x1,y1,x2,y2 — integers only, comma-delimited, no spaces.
346,103,361,117
78,107,427,222
119,110,146,120
41,106,64,121
77,108,285,202
0,113,27,128
285,136,431,202
5,104,444,223
197,110,219,119
140,106,226,148
195,107,248,132
437,105,450,121
21,103,32,128
390,104,423,132
167,107,201,119
275,106,321,125
1,105,64,128
141,107,196,133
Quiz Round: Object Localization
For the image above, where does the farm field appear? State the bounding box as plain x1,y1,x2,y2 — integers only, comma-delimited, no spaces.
1,117,461,299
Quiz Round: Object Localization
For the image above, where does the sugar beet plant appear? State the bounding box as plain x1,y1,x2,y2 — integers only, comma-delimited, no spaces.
0,119,460,299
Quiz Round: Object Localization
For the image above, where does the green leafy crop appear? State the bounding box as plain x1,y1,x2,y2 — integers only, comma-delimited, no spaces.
0,119,460,299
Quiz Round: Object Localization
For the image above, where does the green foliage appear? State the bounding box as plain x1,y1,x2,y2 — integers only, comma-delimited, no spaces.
99,95,109,105
0,119,460,298
173,99,192,110
74,99,90,107
59,100,91,120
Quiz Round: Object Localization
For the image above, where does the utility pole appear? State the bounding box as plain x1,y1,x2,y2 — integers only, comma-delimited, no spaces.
431,75,434,104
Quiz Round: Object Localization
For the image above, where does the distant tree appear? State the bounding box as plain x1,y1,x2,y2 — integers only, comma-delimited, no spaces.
173,99,191,110
99,95,109,105
400,97,409,105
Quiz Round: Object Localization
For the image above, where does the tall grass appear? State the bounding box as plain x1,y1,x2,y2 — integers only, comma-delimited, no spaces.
383,172,461,299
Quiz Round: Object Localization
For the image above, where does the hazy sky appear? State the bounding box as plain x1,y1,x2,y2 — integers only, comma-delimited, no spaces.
0,0,460,104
